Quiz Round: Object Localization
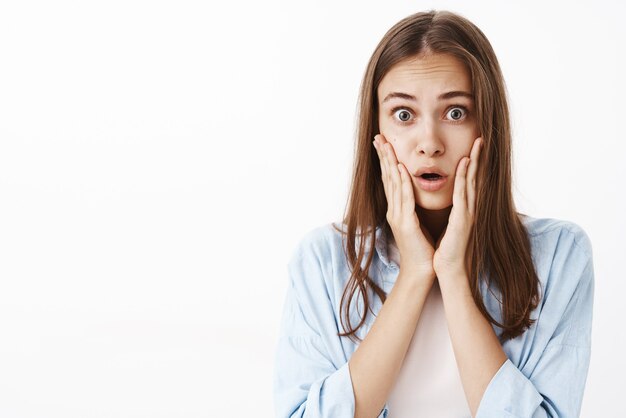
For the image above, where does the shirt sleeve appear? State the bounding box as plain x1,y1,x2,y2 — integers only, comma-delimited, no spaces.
475,228,594,418
273,235,389,418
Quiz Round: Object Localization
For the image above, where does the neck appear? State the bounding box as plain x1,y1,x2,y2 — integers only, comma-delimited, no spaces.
415,204,452,244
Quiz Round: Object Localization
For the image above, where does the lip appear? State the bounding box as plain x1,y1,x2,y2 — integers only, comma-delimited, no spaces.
414,166,447,177
415,175,448,192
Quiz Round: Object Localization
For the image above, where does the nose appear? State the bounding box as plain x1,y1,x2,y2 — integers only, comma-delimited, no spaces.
414,120,444,157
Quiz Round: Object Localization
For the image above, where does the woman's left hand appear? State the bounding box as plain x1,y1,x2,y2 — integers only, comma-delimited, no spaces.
433,137,483,281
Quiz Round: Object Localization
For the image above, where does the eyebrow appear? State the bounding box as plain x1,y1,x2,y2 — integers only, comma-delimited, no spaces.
382,91,474,103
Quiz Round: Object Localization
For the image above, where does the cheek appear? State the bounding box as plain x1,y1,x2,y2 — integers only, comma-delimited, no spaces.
380,123,405,139
386,140,412,163
447,139,475,163
379,115,405,136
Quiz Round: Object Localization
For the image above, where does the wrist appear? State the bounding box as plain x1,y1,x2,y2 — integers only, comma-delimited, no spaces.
437,271,472,296
397,268,436,288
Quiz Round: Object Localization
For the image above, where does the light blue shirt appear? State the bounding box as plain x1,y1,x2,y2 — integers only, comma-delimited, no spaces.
273,215,594,417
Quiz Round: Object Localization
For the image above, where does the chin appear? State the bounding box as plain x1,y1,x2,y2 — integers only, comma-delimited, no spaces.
412,183,453,210
415,196,453,210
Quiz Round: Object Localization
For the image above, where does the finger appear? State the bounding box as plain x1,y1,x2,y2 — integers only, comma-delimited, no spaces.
467,137,482,217
382,138,400,166
374,136,390,201
452,156,469,210
382,138,407,223
397,162,415,218
378,134,401,221
384,143,402,220
380,139,397,219
379,136,401,177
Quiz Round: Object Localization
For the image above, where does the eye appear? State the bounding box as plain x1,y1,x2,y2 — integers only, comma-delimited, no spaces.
445,106,468,122
391,107,414,124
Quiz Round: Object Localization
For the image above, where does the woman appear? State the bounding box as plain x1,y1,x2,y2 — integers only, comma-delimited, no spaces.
273,10,593,418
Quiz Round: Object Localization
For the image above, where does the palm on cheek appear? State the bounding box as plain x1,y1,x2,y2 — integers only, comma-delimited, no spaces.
433,137,482,278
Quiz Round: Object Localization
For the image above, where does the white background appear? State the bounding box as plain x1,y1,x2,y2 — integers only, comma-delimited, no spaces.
0,0,623,417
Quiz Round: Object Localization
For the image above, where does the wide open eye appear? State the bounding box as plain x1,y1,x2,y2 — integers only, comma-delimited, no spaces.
446,106,468,121
392,108,413,123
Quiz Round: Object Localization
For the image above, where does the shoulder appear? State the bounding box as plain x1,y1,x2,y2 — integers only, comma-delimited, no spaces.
518,214,594,309
286,222,350,295
288,222,346,265
520,213,593,261
514,215,595,351
284,222,357,333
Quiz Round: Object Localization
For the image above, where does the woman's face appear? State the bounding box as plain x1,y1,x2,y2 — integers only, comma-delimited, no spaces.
377,52,481,210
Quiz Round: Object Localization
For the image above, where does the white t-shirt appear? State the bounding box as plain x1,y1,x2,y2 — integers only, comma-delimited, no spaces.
385,238,472,418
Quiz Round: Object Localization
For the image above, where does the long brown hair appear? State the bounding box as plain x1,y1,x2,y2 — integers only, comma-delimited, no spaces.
335,9,541,345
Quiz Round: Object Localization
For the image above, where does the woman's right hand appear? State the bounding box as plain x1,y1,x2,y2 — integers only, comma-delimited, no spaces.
373,133,437,286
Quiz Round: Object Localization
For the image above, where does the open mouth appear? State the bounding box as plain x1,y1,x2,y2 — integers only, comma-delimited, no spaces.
420,173,444,181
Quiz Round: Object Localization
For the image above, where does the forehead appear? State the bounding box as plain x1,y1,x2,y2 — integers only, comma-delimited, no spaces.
377,53,472,100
